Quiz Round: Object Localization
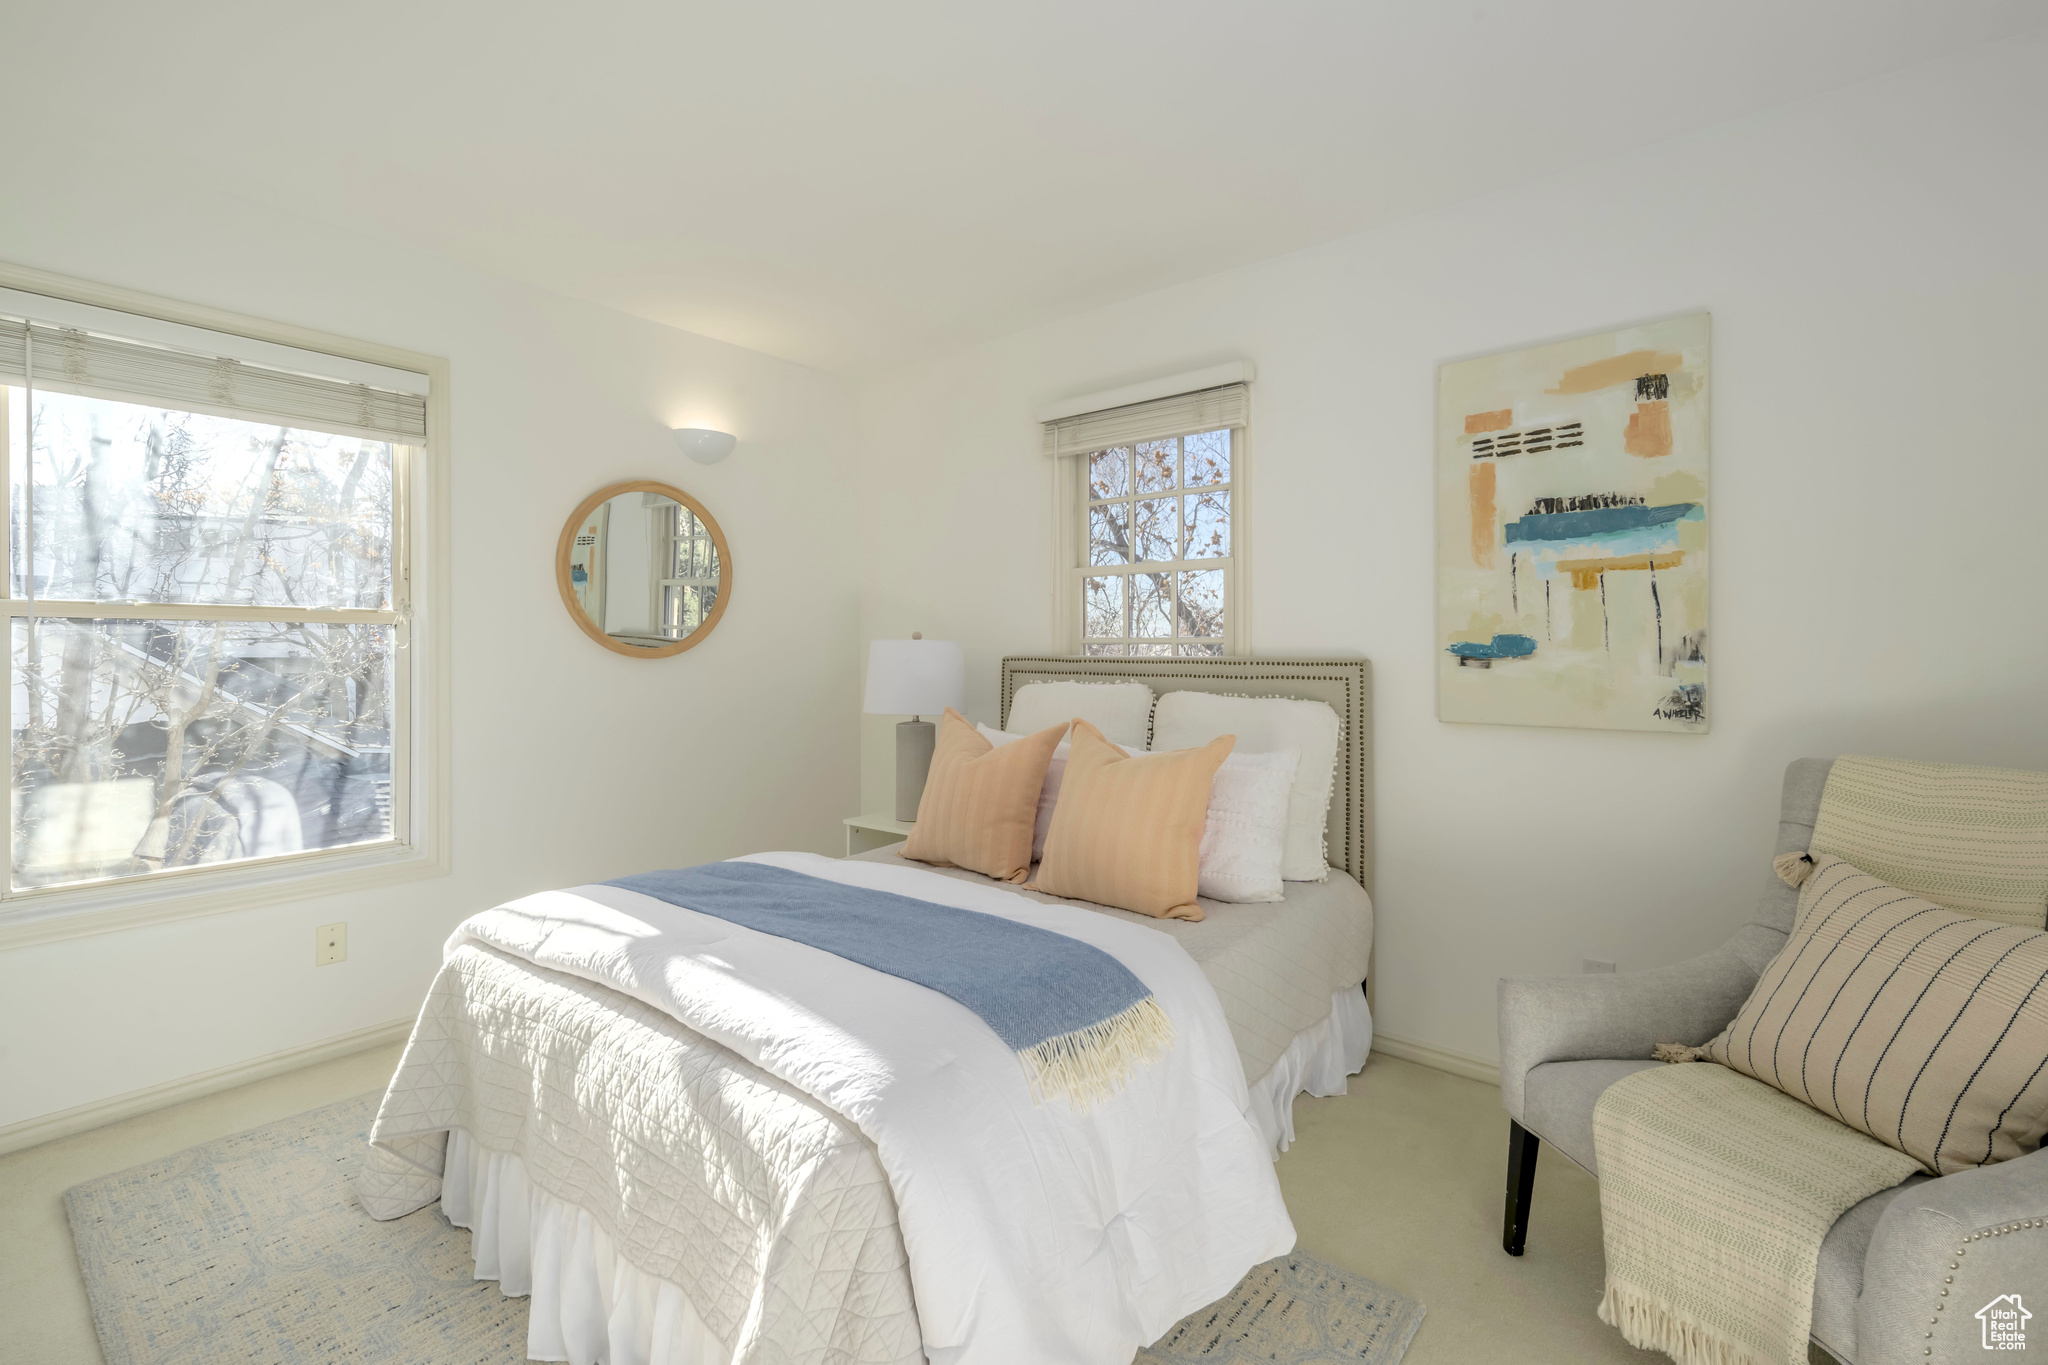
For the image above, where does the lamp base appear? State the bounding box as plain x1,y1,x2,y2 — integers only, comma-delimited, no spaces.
894,719,936,822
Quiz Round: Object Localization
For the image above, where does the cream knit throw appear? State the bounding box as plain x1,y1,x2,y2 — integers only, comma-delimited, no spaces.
1810,754,2048,930
1593,1063,1920,1365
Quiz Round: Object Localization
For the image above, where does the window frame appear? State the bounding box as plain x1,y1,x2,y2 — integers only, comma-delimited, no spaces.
1053,424,1249,657
652,500,722,643
0,261,449,948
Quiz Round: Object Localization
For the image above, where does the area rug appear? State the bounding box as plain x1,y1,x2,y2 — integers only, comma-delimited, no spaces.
1137,1252,1425,1364
67,1093,1425,1364
65,1093,524,1364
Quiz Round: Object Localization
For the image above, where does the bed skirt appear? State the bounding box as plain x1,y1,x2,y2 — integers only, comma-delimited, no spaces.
1246,983,1372,1153
443,1131,732,1365
438,984,1368,1364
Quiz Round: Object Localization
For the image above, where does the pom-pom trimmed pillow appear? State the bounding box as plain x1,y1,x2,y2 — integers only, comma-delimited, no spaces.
1197,749,1298,904
1029,720,1232,921
1704,853,2048,1173
898,710,1067,884
1151,691,1338,880
1007,680,1153,751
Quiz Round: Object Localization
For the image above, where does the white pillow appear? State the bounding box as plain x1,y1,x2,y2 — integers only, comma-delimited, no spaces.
1006,680,1153,750
1152,692,1339,880
1197,748,1299,903
976,722,1069,863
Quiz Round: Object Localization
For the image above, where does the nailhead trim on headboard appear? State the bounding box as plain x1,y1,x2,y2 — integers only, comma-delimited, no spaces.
999,656,1373,892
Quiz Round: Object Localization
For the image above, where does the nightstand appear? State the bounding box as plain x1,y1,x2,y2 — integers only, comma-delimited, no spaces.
843,812,915,856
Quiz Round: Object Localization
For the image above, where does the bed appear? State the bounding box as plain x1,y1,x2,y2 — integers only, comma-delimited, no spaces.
358,656,1374,1365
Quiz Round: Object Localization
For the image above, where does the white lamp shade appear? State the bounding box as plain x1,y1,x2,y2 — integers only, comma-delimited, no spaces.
674,428,737,464
862,639,965,717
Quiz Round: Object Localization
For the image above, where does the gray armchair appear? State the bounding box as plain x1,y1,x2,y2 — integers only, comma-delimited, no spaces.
1497,758,2048,1365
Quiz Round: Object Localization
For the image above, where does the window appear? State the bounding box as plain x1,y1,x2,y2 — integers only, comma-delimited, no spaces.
1078,430,1235,656
1047,381,1247,656
656,501,721,641
0,299,428,906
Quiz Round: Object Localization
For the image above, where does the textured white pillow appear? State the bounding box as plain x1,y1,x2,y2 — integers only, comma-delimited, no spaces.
1152,692,1339,880
976,722,1069,862
1197,749,1299,903
1006,680,1153,750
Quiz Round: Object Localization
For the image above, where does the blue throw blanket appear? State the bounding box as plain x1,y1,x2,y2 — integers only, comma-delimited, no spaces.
608,861,1174,1107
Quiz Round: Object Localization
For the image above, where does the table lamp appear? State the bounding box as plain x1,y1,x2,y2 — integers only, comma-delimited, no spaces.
863,634,966,821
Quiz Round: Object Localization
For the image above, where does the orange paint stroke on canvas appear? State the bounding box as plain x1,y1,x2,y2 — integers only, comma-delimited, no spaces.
1548,350,1684,395
1624,400,1673,457
1468,461,1497,568
1465,409,1513,434
1557,550,1686,592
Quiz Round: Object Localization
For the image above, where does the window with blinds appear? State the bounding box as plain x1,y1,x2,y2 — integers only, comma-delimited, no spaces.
0,299,425,900
1046,382,1247,656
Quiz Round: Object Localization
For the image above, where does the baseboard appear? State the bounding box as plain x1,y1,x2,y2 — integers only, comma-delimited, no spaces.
1371,1030,1502,1087
0,1016,413,1157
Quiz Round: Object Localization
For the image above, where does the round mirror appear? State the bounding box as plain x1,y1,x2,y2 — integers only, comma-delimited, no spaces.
557,481,731,657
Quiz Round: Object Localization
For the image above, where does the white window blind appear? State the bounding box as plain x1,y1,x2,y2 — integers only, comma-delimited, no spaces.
0,318,427,445
1042,382,1248,457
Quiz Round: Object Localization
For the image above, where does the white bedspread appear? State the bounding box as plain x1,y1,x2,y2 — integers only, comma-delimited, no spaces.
366,852,1293,1365
361,937,919,1363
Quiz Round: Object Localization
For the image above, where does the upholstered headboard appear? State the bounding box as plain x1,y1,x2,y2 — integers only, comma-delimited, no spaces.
999,656,1374,892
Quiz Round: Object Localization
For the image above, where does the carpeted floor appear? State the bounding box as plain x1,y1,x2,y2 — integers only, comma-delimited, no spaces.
1,1043,1659,1364
63,1092,1424,1365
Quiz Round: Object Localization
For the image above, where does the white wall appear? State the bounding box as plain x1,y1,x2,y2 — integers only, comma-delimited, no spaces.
857,37,2048,1065
0,141,862,1128
603,494,659,637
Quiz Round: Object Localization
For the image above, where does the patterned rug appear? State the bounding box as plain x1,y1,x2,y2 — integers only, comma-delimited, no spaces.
1138,1253,1425,1364
67,1093,1424,1365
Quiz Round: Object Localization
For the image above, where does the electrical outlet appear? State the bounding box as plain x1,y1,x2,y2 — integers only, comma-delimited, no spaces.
1581,957,1616,974
316,922,348,966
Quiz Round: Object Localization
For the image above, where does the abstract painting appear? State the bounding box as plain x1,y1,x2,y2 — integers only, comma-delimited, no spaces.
1436,314,1709,733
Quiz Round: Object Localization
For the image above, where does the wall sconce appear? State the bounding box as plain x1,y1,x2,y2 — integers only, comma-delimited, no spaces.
674,428,737,465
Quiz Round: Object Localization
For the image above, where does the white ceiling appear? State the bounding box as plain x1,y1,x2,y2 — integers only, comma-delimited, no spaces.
11,1,2041,375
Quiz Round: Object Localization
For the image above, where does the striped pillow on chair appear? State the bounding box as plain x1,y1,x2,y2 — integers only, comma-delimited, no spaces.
1705,854,2048,1173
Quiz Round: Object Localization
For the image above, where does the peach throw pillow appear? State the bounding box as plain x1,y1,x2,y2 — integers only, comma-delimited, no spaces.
898,709,1068,883
1029,720,1234,921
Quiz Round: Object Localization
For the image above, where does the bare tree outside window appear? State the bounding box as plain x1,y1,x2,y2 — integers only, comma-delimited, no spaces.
5,385,403,891
1079,430,1232,657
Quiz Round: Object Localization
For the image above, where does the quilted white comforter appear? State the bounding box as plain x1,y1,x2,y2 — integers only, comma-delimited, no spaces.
359,939,918,1361
360,853,1295,1365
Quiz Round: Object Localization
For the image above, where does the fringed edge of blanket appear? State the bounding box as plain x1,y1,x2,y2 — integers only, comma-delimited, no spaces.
1598,1279,1783,1365
1021,995,1175,1109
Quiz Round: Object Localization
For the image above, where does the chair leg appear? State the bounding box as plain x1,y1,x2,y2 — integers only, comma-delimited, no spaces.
1503,1120,1540,1256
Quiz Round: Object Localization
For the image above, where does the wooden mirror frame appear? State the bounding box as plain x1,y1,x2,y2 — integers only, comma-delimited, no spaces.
556,480,733,658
